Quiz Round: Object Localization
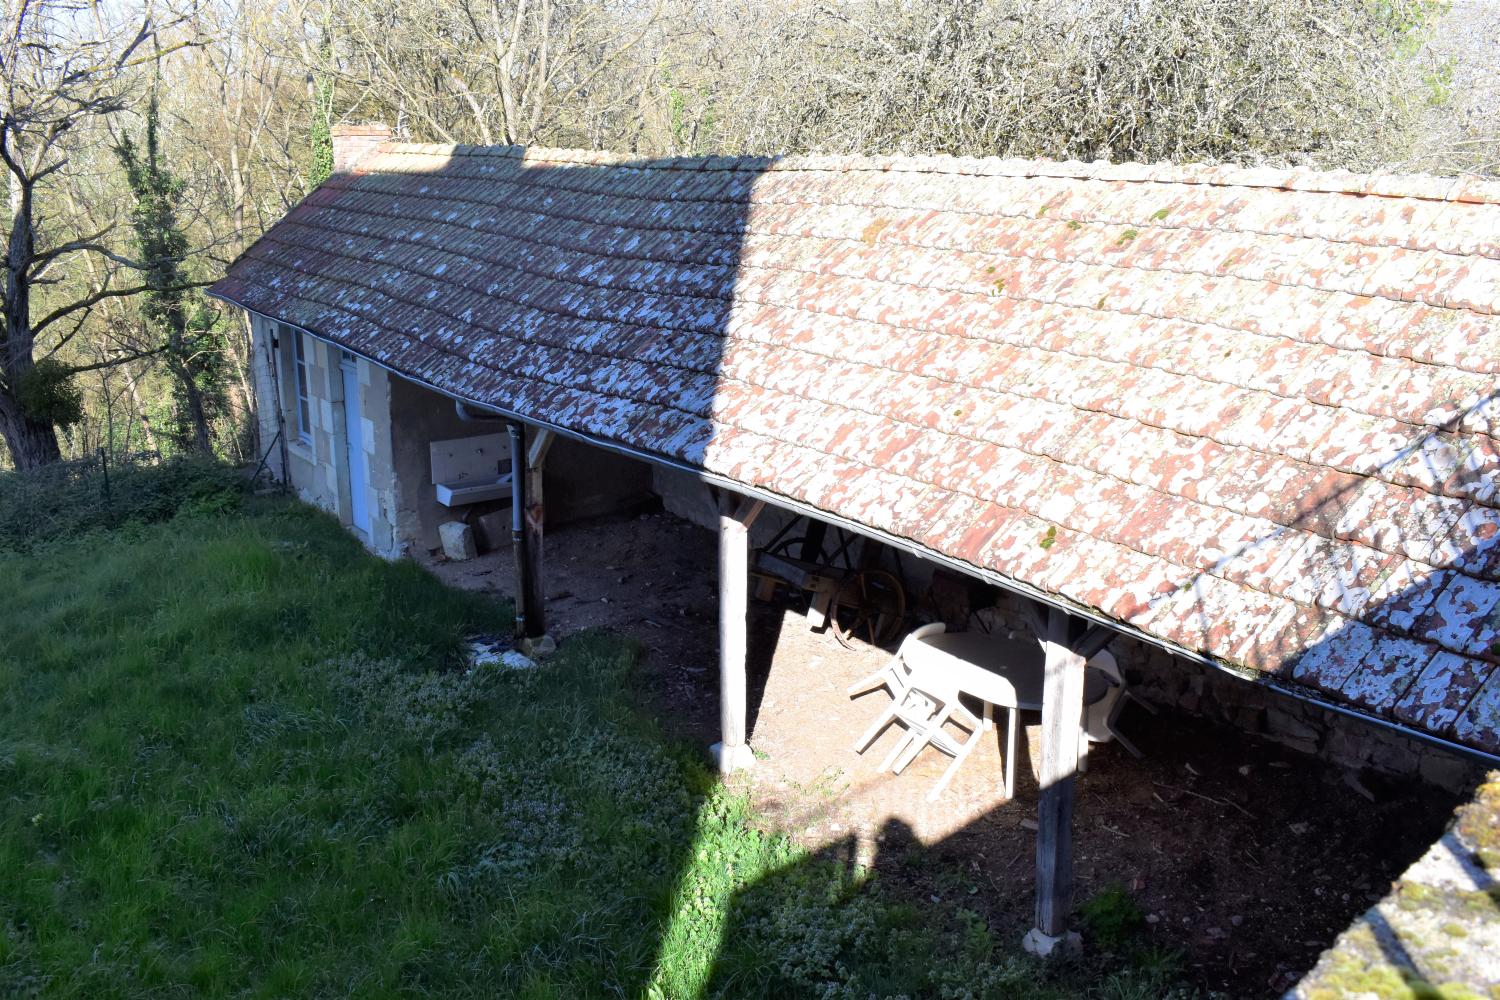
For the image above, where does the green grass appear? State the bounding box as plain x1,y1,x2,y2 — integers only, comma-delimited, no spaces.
0,494,1193,997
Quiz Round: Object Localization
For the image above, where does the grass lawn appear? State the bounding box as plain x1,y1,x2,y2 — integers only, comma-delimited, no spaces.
0,488,1190,998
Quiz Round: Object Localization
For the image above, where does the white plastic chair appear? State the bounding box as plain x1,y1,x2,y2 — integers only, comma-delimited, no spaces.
880,670,989,802
847,622,946,754
878,637,1137,800
1078,649,1145,768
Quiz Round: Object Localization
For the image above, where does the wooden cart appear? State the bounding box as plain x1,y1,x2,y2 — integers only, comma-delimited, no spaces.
751,516,908,649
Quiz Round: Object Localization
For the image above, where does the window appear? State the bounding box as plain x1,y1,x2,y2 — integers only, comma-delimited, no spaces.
291,328,312,445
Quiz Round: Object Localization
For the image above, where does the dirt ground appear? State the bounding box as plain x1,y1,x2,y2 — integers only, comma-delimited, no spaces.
427,507,1463,998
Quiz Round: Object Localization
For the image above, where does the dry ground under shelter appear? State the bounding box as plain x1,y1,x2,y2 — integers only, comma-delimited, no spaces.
427,506,1465,997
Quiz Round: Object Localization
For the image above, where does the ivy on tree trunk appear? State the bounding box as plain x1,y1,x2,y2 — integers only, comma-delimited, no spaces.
116,94,221,456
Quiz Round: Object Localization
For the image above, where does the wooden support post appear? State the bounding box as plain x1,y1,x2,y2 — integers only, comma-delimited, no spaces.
1027,605,1088,957
522,430,555,641
713,489,764,774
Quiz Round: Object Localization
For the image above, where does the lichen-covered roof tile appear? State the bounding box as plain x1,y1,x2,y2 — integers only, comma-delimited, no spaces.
1393,650,1494,735
1452,671,1500,753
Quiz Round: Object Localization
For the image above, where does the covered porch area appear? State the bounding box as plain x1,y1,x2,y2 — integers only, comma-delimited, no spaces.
427,486,1467,994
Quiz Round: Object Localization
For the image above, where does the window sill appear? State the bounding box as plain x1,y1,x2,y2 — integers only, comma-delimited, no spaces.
287,437,315,463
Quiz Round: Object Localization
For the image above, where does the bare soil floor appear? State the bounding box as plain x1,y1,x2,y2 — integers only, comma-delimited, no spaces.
427,507,1462,998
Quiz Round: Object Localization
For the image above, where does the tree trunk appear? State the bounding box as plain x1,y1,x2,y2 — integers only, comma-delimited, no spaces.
169,355,214,454
184,377,213,454
2,158,63,469
124,365,159,455
0,398,63,470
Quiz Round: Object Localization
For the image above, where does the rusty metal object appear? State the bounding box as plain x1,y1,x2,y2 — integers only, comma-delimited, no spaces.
830,569,908,649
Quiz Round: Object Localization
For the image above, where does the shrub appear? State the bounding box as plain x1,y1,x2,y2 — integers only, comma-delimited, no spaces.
1078,883,1146,950
0,454,243,552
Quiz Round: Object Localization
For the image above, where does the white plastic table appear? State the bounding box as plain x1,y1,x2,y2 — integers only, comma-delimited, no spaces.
902,631,1108,798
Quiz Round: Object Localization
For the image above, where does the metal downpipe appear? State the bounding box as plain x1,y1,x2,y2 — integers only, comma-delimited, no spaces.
507,421,530,639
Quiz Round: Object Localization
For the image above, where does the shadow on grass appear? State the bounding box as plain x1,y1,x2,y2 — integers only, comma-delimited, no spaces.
0,496,1184,998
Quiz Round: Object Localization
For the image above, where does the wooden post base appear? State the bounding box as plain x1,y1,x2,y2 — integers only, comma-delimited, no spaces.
1022,927,1082,959
518,633,556,659
710,741,757,774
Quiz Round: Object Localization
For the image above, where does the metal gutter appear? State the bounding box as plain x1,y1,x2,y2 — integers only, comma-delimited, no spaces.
217,298,1500,770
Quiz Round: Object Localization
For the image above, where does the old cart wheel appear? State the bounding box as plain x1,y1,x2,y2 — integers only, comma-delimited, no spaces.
766,535,824,563
831,570,907,649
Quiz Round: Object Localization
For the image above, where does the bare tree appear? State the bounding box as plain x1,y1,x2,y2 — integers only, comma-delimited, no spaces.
0,0,204,469
0,0,1474,470
320,0,666,147
685,0,1441,167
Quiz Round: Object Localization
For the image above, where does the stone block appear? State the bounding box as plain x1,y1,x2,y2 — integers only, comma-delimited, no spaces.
1234,704,1266,732
711,741,756,774
1367,734,1421,776
439,520,477,561
1022,928,1082,959
520,633,557,659
928,568,976,624
1418,749,1479,793
473,509,510,553
499,651,538,670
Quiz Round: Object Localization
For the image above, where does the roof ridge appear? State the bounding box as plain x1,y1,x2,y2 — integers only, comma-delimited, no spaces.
368,141,1500,206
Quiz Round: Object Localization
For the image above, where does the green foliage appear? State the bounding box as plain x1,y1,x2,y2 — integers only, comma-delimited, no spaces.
662,69,717,156
116,95,228,454
0,501,1202,998
1372,0,1449,55
308,72,335,188
116,101,189,321
1078,883,1146,949
14,359,83,428
1424,58,1456,106
0,455,243,553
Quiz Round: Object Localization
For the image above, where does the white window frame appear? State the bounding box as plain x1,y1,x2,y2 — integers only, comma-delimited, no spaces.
289,327,312,446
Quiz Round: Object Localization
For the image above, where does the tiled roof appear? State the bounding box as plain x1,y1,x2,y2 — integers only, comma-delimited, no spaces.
210,144,1500,756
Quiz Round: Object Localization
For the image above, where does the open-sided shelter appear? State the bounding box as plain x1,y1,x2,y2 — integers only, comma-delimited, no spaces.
211,124,1500,946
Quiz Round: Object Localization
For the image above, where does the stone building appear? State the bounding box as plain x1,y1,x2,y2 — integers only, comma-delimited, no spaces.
215,124,1500,950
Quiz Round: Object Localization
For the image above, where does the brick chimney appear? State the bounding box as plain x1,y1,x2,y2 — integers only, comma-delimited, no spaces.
331,123,392,174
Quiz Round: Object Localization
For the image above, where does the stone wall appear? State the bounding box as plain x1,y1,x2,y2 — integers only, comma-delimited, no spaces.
388,380,658,554
249,316,400,557
1290,773,1500,998
544,437,656,525
248,315,284,483
654,466,869,551
250,317,659,558
387,376,490,552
